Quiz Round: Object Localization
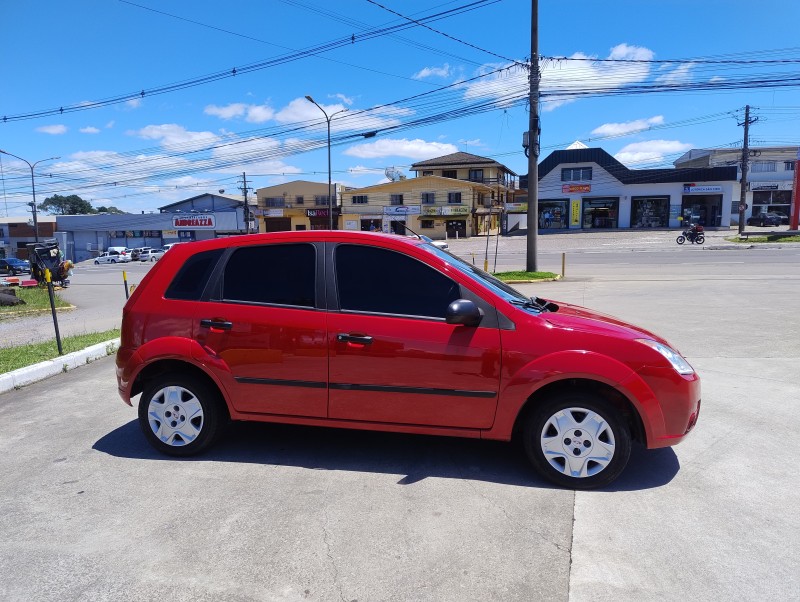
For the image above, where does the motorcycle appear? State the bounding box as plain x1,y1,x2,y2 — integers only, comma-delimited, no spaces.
676,224,705,245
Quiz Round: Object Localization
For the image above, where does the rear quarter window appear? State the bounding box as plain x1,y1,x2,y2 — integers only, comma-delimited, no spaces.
164,249,224,300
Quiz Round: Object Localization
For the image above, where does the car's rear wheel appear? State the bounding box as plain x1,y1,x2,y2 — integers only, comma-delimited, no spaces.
138,374,223,456
111,259,116,263
523,392,632,489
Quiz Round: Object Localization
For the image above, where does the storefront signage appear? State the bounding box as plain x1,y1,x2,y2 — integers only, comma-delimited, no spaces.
683,184,722,194
163,230,178,237
172,215,216,229
264,209,284,217
504,203,527,212
571,200,581,225
307,209,330,217
562,184,591,194
383,205,421,216
750,183,778,191
421,205,469,216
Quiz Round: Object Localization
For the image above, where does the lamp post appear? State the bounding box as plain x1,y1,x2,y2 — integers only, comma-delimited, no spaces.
0,150,60,243
305,96,347,229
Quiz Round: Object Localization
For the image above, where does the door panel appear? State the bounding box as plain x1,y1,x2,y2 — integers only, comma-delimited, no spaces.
195,302,328,416
328,313,501,428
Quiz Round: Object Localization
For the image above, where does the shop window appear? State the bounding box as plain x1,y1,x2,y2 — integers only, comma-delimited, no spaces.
582,198,618,229
631,196,669,228
420,220,434,229
561,167,592,182
447,192,462,204
442,170,457,179
223,244,316,307
335,245,459,319
421,192,435,204
352,195,368,204
751,161,776,173
390,194,404,205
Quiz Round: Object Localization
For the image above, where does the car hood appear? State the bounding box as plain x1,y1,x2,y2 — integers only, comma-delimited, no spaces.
541,301,670,345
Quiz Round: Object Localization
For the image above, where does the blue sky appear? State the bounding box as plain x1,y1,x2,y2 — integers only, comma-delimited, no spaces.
2,0,799,215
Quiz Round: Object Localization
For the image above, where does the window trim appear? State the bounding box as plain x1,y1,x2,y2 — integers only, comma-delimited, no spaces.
561,167,593,182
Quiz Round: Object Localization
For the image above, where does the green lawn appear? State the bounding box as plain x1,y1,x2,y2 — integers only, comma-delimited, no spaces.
0,286,70,316
726,235,800,243
493,270,559,281
0,328,121,373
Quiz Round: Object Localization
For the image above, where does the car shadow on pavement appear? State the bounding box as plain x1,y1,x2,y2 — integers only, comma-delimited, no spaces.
93,420,679,492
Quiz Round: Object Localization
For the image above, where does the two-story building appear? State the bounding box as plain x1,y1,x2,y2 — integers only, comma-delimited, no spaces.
674,146,798,224
0,216,57,259
514,146,738,231
255,180,345,232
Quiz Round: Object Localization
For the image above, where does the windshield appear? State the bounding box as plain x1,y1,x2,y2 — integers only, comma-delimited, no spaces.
420,244,532,304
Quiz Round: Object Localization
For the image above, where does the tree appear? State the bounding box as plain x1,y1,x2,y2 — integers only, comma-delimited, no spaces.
38,194,97,215
95,205,127,214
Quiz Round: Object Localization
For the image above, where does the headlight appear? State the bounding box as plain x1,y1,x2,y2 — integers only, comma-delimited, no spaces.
636,339,694,375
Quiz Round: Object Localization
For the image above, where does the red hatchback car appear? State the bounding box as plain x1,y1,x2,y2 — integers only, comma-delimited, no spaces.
116,231,700,489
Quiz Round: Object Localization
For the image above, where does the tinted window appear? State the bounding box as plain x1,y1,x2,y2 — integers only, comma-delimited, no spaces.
336,245,459,319
223,244,315,307
165,249,224,300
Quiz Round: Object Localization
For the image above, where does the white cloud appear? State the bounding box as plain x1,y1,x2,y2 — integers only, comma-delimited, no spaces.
36,124,67,135
655,64,694,85
205,102,275,123
105,121,115,129
413,63,451,79
344,138,458,160
211,136,302,176
276,97,409,133
614,140,693,166
80,126,101,134
347,165,385,177
710,76,725,83
126,98,142,109
332,93,354,106
131,124,219,149
591,116,664,137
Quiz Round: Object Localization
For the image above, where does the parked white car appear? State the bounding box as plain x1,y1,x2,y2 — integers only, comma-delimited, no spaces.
139,249,165,262
94,251,130,264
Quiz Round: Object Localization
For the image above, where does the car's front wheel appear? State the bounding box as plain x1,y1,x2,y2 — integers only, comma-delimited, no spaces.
138,374,224,456
523,392,632,489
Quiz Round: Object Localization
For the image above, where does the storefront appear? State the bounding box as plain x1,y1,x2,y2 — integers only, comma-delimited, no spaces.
360,216,383,231
631,196,670,228
751,184,792,220
308,208,336,230
383,205,421,235
582,198,619,229
538,199,569,229
681,184,723,227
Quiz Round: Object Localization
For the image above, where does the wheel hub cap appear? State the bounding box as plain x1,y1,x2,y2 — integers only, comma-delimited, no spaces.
540,407,616,479
147,386,204,446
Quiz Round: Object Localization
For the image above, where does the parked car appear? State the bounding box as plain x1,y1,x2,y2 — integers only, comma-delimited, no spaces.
116,231,701,490
139,249,165,262
420,235,449,251
770,210,790,225
130,247,151,261
94,252,125,264
0,257,31,275
162,242,183,252
746,213,782,227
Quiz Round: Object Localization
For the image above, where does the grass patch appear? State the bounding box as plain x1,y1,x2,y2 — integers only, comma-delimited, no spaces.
0,286,70,316
726,235,800,243
0,328,120,373
493,270,559,281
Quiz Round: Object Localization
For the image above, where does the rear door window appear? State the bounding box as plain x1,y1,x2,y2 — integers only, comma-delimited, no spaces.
222,243,316,307
165,249,224,301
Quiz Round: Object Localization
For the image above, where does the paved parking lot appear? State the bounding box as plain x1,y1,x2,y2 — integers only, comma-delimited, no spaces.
1,233,799,601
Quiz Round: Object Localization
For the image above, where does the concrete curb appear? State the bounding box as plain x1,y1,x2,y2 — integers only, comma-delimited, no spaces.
0,338,120,394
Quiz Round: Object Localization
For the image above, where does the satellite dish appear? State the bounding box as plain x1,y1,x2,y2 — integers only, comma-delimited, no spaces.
384,167,406,181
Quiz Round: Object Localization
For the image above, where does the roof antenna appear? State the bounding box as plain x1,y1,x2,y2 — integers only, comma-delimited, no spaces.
401,222,422,240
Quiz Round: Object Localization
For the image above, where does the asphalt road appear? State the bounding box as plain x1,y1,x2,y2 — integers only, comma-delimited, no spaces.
1,235,798,601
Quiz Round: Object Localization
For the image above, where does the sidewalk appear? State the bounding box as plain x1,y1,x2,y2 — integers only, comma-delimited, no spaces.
0,338,120,394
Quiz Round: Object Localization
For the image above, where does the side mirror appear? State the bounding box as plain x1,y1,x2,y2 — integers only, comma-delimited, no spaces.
446,299,483,327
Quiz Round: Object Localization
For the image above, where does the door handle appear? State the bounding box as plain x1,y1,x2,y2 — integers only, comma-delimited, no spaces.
337,333,373,345
200,319,233,331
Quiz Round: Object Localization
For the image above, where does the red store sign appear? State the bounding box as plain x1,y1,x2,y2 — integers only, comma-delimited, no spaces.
172,215,216,229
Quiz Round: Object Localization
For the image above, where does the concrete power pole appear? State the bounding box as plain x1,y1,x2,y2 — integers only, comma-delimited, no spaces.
737,105,758,234
240,172,252,234
525,0,540,272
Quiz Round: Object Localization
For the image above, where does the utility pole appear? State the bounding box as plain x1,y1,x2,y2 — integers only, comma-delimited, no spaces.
737,105,758,234
525,0,540,272
239,172,253,234
0,150,59,243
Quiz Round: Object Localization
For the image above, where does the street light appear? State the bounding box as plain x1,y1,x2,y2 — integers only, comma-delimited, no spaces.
305,95,347,229
0,149,60,243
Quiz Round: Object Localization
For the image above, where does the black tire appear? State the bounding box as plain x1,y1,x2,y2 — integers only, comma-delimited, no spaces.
10,268,18,276
523,392,632,490
94,260,100,265
111,259,117,263
676,235,686,245
695,235,705,244
138,373,224,456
